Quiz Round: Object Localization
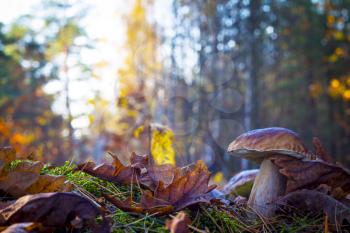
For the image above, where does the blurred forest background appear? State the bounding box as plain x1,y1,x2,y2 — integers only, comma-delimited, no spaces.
0,0,349,178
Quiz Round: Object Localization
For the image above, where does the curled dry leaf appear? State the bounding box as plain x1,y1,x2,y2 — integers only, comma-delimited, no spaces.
0,160,72,198
0,147,72,198
25,174,72,194
312,137,334,164
0,192,110,232
165,211,191,233
77,152,177,190
76,152,147,186
277,190,350,225
268,155,350,196
104,160,216,215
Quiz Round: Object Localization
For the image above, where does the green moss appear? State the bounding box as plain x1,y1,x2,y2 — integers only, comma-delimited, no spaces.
4,159,30,171
232,182,254,198
110,209,168,233
39,162,326,233
41,161,132,197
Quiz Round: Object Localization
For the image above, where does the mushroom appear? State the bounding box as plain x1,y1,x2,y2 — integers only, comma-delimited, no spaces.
227,127,311,217
222,169,259,198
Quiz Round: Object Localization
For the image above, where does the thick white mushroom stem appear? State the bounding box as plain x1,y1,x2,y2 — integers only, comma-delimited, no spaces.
248,159,286,218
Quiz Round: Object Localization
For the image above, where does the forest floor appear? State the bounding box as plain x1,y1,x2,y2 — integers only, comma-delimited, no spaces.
44,161,327,233
2,154,348,233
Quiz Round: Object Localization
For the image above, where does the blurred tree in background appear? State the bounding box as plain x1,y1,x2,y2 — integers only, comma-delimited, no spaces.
0,0,349,174
0,21,66,162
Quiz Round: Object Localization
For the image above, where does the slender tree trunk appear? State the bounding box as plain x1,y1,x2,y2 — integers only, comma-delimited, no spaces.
243,0,261,169
63,47,74,156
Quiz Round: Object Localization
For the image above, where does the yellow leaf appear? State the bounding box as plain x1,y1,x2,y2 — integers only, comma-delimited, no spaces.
212,171,224,184
151,125,176,165
133,125,145,138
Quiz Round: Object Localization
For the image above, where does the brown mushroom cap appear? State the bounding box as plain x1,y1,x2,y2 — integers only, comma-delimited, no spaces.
228,127,309,163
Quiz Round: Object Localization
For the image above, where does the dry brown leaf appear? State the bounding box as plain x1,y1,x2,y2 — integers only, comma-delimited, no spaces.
0,148,72,197
25,174,73,194
104,160,216,215
77,152,177,190
0,161,43,197
76,153,146,186
147,160,216,211
165,211,191,233
0,147,16,171
277,190,350,225
268,155,350,196
312,137,334,164
0,192,110,232
0,161,72,197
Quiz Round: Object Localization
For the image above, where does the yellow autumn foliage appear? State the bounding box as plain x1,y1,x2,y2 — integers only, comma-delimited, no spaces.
151,125,176,165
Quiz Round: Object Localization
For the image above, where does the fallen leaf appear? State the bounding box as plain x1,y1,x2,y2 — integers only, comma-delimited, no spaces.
148,160,216,211
277,190,350,225
25,174,73,194
0,161,43,197
77,152,176,190
0,147,16,171
0,192,110,232
76,153,145,186
268,155,350,196
104,160,216,215
312,137,334,163
141,164,176,189
0,161,72,197
166,211,191,233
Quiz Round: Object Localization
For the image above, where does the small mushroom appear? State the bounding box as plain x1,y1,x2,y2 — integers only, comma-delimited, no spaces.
222,169,259,198
227,127,310,217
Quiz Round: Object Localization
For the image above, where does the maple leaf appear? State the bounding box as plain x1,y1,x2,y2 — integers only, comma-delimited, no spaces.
104,160,216,215
0,192,110,232
165,211,191,233
268,154,350,196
